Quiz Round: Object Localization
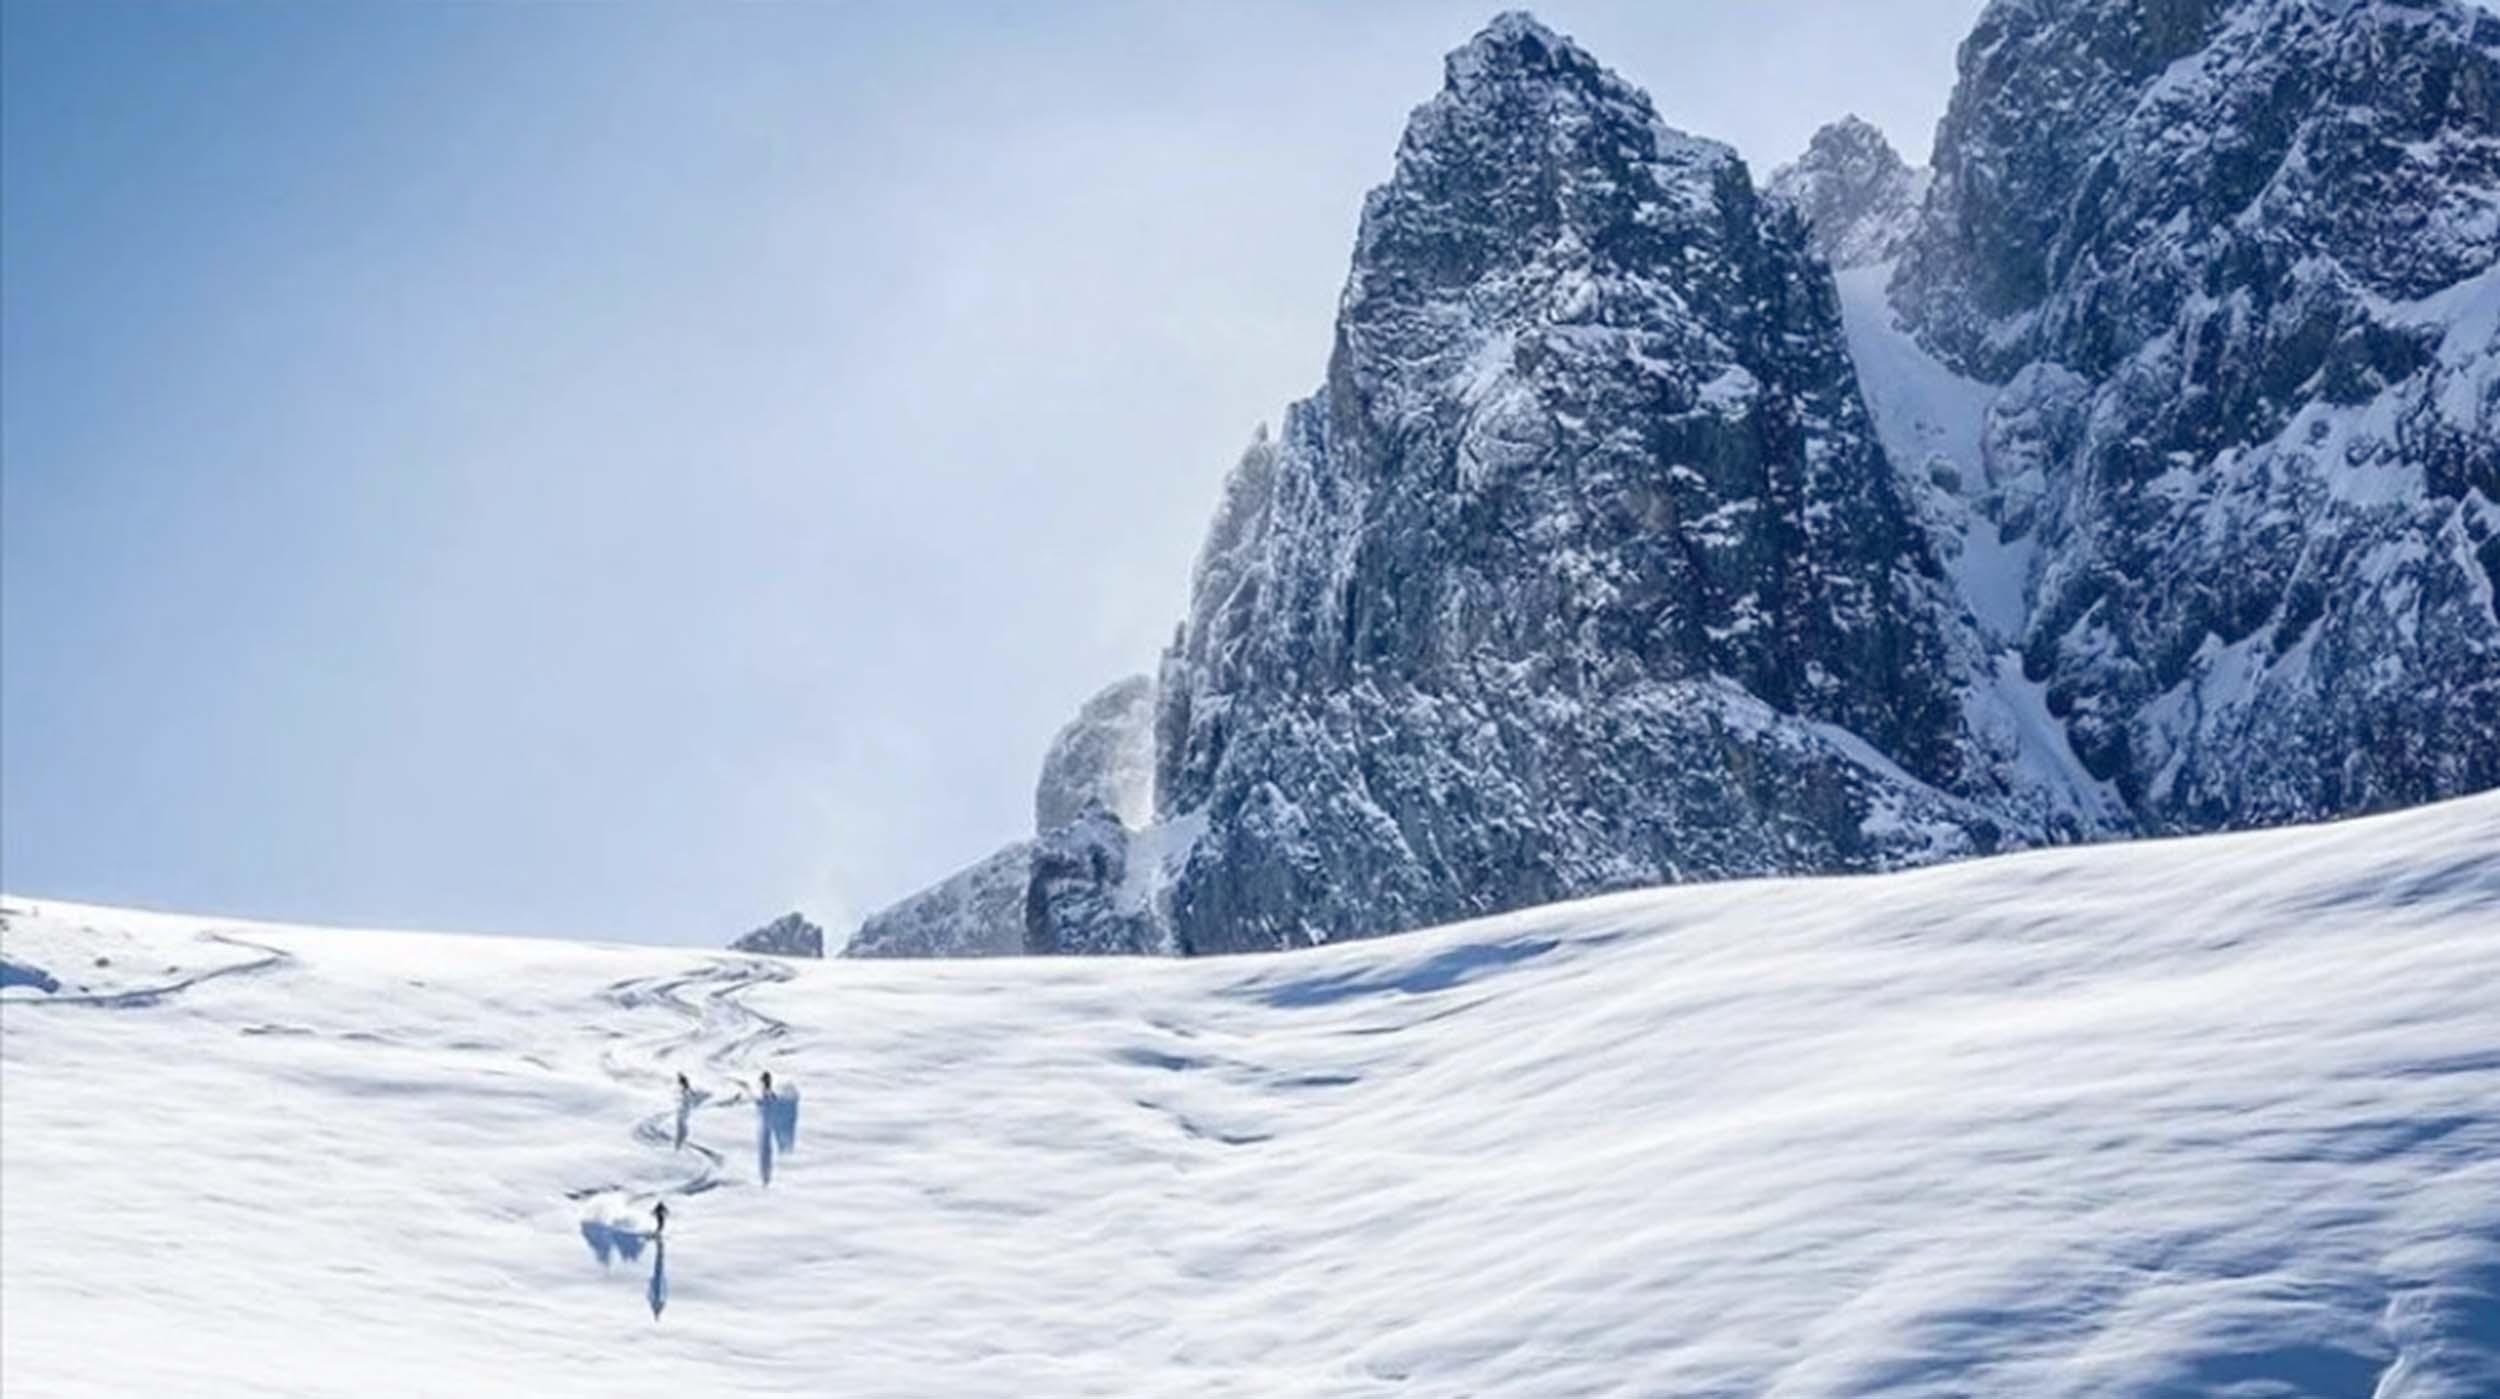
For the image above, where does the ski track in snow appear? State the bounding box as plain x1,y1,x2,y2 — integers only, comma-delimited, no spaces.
0,929,293,1009
575,958,796,1205
5,797,2500,1397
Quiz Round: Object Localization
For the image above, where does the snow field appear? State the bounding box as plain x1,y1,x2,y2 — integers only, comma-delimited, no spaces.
4,794,2498,1396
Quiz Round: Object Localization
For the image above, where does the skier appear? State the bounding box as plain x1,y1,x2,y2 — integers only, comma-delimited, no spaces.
676,1071,691,1098
651,1200,669,1236
759,1070,775,1101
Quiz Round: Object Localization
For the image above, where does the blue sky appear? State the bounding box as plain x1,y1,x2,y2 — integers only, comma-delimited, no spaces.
3,0,1986,945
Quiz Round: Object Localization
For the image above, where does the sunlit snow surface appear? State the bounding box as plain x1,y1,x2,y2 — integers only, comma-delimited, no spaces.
6,796,2499,1397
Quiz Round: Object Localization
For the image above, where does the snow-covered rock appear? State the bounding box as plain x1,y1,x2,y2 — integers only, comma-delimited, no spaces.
1034,675,1155,831
1080,11,2089,954
850,677,1156,958
1764,115,1931,270
846,841,1031,959
1885,0,2500,830
878,3,2499,959
1024,804,1160,956
727,912,824,959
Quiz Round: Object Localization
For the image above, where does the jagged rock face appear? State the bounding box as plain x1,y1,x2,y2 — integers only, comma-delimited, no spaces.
871,4,2499,960
729,912,825,959
1127,14,2020,954
1035,676,1155,831
1893,0,2500,828
1764,116,1932,270
850,678,1154,958
1023,805,1160,955
1899,0,2499,380
847,842,1032,958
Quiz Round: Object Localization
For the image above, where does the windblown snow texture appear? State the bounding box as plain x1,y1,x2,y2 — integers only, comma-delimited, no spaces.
1035,674,1156,832
6,797,2499,1395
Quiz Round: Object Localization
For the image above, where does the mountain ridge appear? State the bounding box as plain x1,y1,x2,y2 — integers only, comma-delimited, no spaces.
852,3,2499,958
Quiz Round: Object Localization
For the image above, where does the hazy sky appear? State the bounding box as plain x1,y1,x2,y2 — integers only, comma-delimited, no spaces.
3,0,1986,946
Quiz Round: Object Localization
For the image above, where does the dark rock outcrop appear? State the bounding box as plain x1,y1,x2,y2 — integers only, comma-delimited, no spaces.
730,912,825,959
1887,0,2500,829
1023,804,1161,956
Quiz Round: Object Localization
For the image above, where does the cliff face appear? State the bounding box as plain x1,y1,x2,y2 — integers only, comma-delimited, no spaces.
1887,0,2500,827
867,4,2500,959
1034,13,2051,956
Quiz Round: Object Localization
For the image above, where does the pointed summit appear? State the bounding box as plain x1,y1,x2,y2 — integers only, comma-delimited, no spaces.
1420,11,1724,162
1802,115,1902,168
1076,6,2015,956
1350,11,1737,327
1765,116,1929,269
728,912,824,959
1473,9,1556,43
1444,11,1585,88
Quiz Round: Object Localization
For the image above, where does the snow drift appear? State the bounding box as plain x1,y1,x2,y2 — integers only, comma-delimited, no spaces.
4,794,2497,1396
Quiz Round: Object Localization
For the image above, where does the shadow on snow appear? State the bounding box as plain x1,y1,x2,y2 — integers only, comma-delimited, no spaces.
756,1088,800,1186
1252,937,1562,1009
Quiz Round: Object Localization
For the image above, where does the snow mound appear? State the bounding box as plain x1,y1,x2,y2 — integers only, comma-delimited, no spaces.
5,793,2499,1396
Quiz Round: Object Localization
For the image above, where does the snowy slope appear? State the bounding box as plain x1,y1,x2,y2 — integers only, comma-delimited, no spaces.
6,795,2500,1397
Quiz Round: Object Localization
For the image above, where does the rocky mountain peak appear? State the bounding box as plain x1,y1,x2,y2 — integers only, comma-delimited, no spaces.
860,0,2500,962
1765,116,1931,268
1075,11,2039,956
1035,675,1155,831
1444,10,1580,84
1433,10,1717,125
1350,12,1737,326
1802,114,1899,168
730,912,824,959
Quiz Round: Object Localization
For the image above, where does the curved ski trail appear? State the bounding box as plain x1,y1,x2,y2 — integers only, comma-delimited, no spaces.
574,957,794,1207
0,932,292,1010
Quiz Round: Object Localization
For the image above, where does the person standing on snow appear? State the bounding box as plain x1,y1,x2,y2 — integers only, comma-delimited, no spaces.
652,1200,669,1236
